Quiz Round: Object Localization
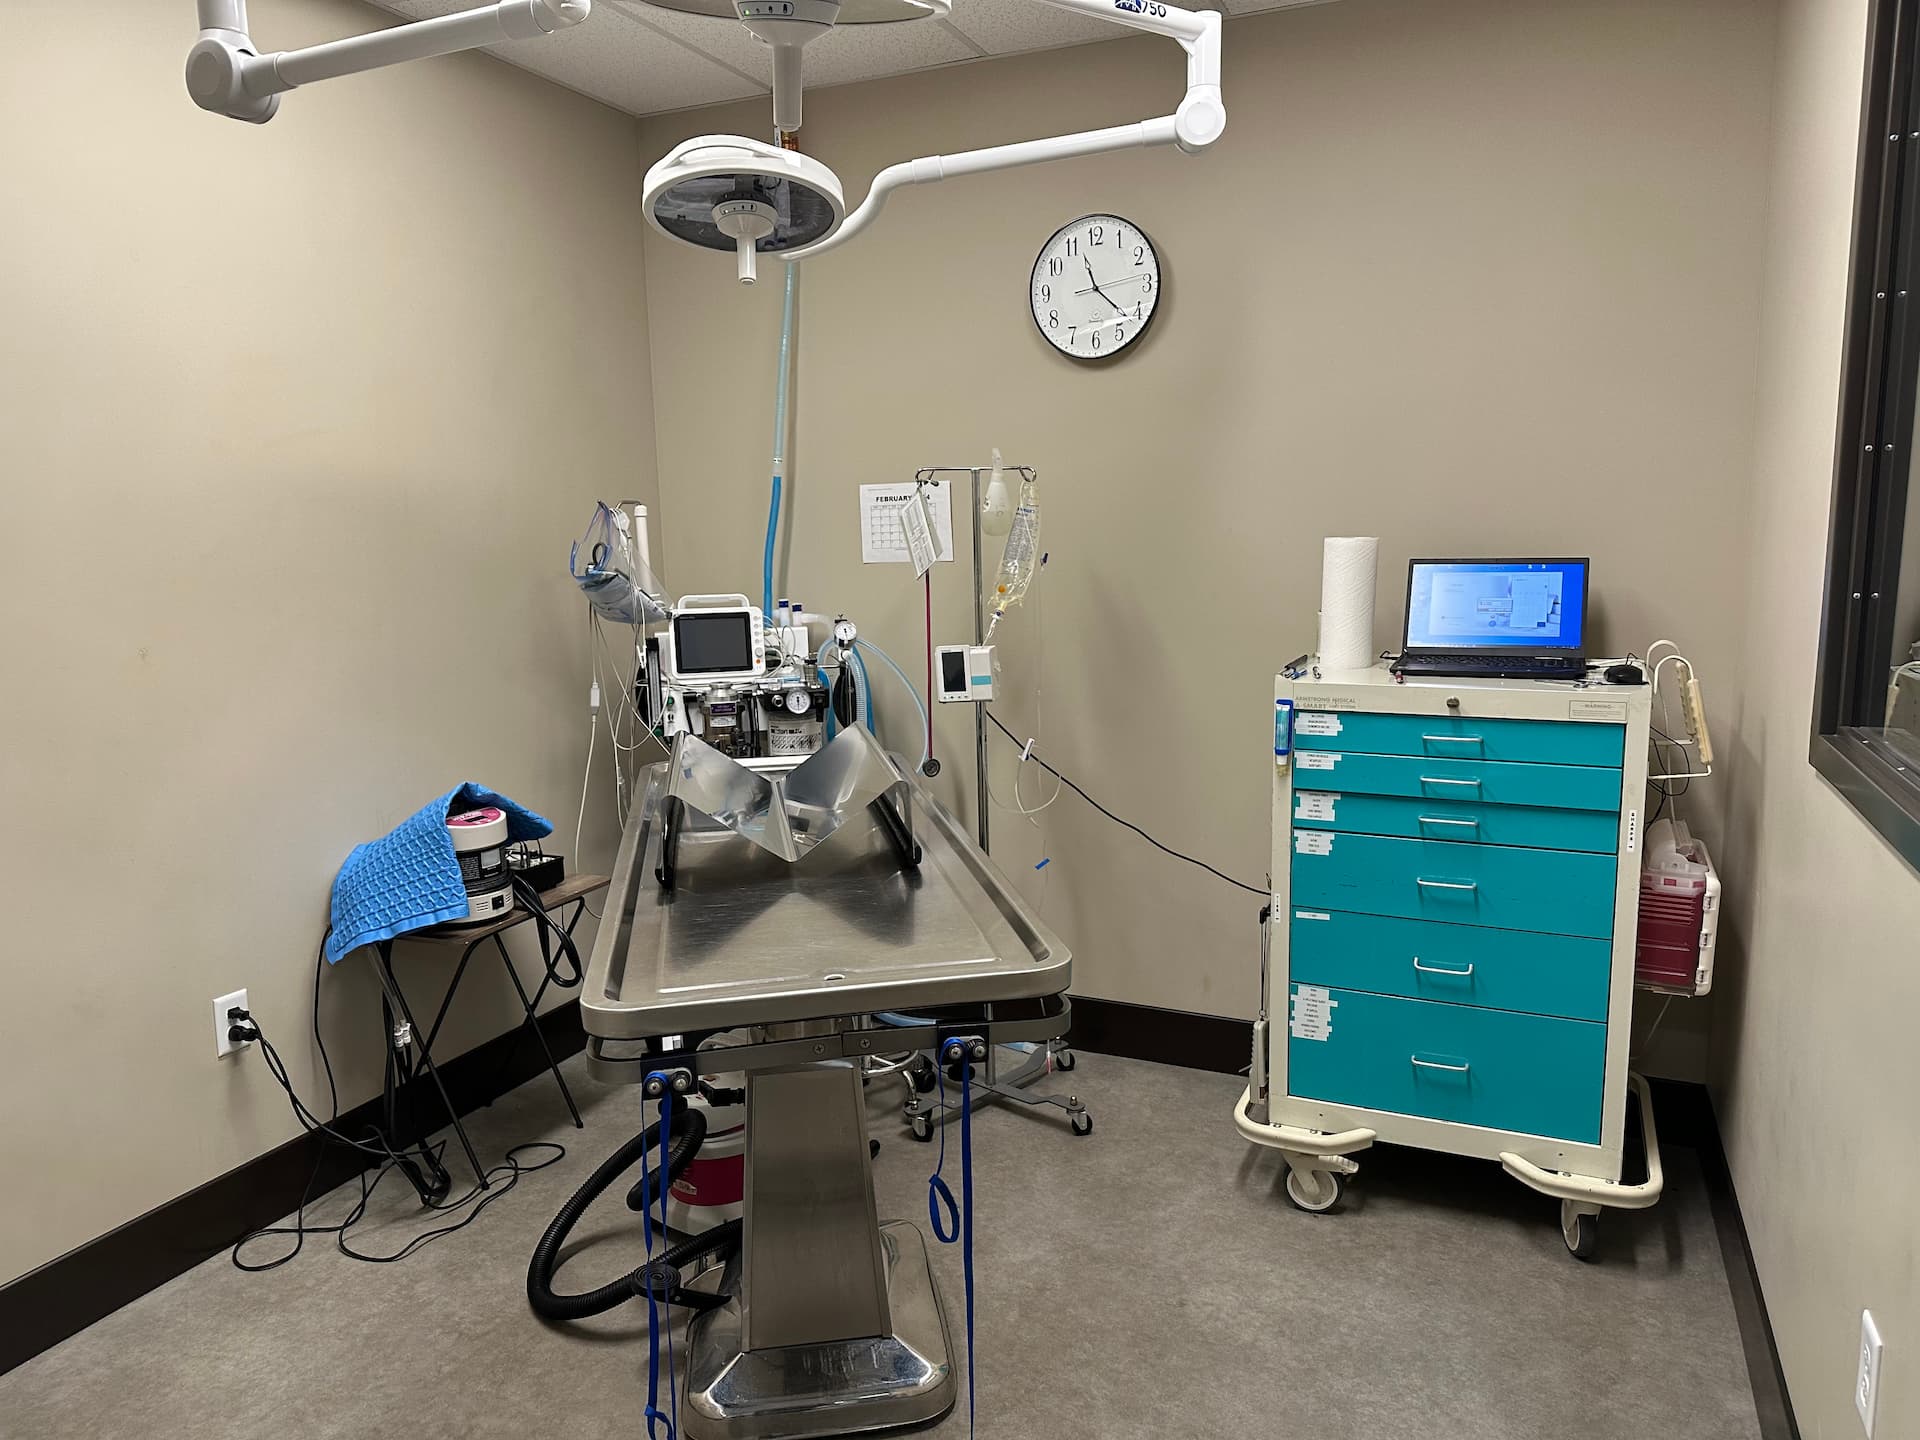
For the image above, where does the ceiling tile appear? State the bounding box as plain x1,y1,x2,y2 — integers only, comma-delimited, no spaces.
503,5,763,112
1218,0,1326,17
371,0,761,112
606,0,776,89
801,18,982,88
942,0,1115,55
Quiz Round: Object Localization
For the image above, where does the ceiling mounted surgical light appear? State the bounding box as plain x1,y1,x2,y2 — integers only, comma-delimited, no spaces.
634,0,1224,283
643,0,950,133
184,0,1226,284
645,138,846,284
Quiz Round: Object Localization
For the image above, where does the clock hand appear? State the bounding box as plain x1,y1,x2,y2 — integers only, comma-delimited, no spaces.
1083,258,1127,315
1072,273,1151,297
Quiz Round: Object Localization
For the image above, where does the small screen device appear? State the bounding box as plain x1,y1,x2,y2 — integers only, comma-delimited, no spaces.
664,594,765,685
935,644,995,702
1395,559,1590,680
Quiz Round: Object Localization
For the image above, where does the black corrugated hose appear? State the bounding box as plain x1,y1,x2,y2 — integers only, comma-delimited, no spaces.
526,1107,740,1320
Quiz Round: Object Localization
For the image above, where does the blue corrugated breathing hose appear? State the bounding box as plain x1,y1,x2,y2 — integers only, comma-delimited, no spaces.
763,266,797,618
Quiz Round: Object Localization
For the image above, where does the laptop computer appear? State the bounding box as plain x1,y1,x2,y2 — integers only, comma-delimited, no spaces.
1392,557,1591,680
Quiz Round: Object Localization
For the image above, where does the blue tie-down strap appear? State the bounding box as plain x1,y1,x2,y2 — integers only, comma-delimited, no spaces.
641,1081,678,1440
325,783,552,962
928,1046,977,1439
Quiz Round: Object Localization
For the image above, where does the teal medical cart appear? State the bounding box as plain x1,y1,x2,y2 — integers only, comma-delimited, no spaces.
1234,660,1664,1259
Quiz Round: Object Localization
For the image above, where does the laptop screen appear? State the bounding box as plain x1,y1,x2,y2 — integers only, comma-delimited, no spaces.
1404,559,1589,653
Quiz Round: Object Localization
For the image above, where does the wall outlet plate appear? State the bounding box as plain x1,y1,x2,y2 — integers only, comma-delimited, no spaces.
1858,1309,1883,1436
213,988,252,1058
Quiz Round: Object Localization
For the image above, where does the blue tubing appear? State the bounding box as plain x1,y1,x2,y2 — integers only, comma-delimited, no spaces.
763,267,798,618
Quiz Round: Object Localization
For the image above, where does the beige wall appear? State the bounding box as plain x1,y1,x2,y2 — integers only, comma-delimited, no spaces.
0,1,650,1283
1715,0,1920,1434
638,0,1775,1074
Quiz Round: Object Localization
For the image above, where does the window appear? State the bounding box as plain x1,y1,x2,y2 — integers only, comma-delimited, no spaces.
1815,0,1920,866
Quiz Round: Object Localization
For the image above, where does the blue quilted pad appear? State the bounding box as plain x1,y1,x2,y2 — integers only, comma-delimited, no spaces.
326,784,553,963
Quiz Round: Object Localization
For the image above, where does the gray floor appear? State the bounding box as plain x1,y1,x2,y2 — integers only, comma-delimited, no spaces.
2,1052,1762,1440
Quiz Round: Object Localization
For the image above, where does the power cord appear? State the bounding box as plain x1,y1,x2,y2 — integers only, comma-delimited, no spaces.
983,711,1265,896
229,936,567,1272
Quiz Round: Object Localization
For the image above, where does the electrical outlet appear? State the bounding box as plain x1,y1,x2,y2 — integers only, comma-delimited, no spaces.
1857,1309,1884,1436
213,988,252,1058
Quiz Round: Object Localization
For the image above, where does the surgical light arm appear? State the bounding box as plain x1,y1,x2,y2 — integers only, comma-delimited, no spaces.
781,0,1224,262
186,0,591,123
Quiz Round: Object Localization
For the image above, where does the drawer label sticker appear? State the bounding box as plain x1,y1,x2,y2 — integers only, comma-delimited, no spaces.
1295,791,1337,822
1295,910,1331,921
1297,751,1339,771
1569,698,1628,721
1295,712,1344,737
1290,985,1336,1042
1294,832,1334,856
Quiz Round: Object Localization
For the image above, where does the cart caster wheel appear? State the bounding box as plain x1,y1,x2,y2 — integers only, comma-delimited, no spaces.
1053,1047,1077,1072
1069,1110,1093,1137
909,1116,934,1144
1284,1168,1344,1214
1561,1203,1599,1261
910,1060,938,1095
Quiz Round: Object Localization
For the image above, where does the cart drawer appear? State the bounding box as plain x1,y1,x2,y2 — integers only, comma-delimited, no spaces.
1290,832,1618,938
1286,984,1604,1143
1292,711,1624,767
1288,790,1618,853
1288,909,1612,1021
1290,751,1621,813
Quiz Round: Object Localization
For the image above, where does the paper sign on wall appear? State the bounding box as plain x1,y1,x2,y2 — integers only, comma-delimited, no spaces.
860,482,955,565
1297,752,1339,772
1290,984,1336,1042
1295,792,1337,822
1295,713,1344,737
1295,832,1334,856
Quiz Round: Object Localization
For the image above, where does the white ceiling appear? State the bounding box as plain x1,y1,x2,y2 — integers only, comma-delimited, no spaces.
375,0,1323,118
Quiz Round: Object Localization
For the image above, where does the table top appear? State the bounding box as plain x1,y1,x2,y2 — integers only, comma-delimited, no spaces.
581,759,1070,1039
397,873,609,948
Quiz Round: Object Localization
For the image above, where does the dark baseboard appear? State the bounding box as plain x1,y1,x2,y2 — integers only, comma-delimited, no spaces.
0,1001,586,1378
1067,996,1799,1440
1066,994,1253,1075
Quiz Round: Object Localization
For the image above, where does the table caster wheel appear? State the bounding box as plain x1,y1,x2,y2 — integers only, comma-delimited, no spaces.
1561,1202,1599,1261
910,1059,938,1095
1069,1110,1093,1137
1053,1047,1077,1072
909,1115,934,1144
1284,1168,1343,1214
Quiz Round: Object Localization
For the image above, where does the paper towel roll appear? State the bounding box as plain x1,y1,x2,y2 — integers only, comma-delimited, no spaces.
1318,536,1379,672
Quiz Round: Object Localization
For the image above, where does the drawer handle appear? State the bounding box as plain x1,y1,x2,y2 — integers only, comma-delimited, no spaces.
1422,734,1484,746
1412,958,1475,977
1410,1056,1471,1074
1416,878,1478,892
1420,776,1481,788
1417,815,1479,829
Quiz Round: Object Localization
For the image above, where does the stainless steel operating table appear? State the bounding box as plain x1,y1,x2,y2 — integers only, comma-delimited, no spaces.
579,728,1073,1439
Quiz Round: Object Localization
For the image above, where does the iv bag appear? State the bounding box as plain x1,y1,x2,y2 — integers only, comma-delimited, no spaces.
986,472,1040,640
570,502,668,625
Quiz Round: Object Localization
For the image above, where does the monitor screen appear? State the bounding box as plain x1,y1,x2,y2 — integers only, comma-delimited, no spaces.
1404,559,1588,652
672,611,756,674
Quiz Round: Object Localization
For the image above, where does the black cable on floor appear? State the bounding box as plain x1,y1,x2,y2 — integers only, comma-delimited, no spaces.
983,710,1266,897
230,934,567,1272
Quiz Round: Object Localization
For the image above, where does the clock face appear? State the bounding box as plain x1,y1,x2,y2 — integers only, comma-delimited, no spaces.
1030,214,1160,360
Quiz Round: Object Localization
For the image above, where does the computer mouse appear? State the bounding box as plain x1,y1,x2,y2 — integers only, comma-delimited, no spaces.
1603,663,1646,686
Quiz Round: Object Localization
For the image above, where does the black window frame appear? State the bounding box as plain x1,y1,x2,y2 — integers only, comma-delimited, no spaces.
1814,0,1920,869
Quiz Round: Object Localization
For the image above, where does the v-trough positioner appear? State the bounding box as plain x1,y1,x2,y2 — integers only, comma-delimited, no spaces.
184,0,1226,282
